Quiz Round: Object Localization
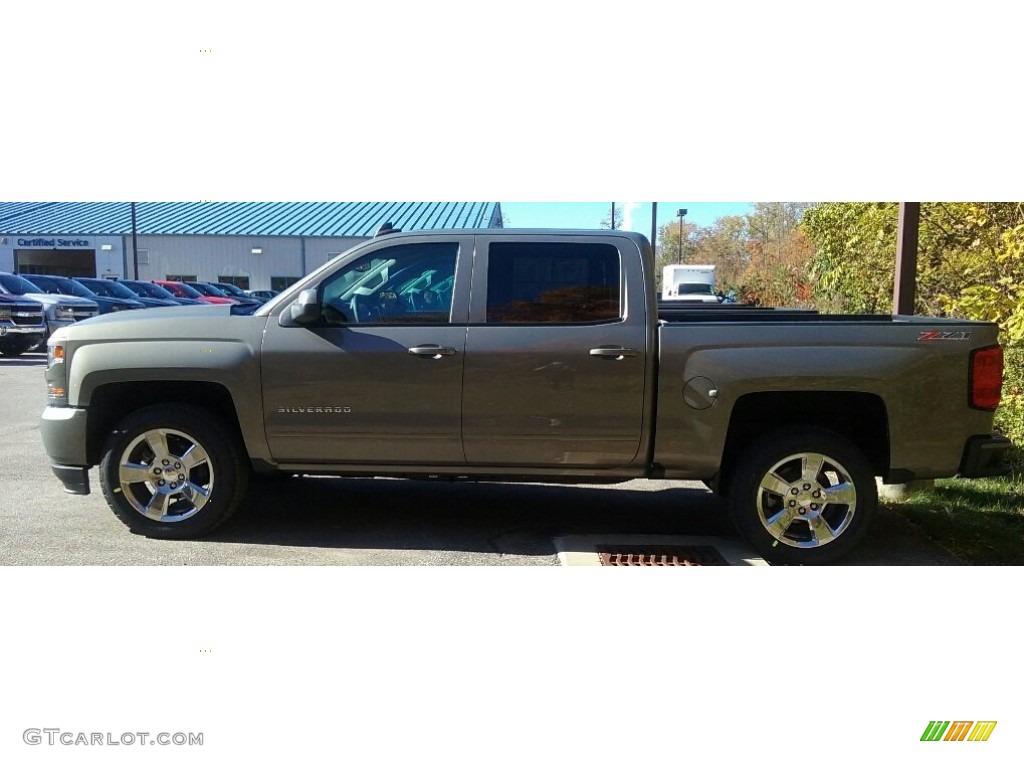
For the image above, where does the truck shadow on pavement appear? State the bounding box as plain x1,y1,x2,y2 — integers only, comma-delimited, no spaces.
214,476,735,559
206,476,960,564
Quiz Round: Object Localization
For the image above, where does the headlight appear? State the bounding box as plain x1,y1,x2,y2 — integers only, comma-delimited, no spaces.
46,342,68,405
55,304,75,320
47,343,65,367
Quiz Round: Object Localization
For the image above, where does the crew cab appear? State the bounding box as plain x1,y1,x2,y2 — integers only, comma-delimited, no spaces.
38,229,1011,564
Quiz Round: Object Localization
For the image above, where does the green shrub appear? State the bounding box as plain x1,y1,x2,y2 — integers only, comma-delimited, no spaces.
995,345,1024,469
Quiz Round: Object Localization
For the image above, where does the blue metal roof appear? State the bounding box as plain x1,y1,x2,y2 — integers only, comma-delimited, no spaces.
0,202,503,237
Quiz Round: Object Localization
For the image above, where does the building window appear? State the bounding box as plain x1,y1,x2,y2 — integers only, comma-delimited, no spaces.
218,275,250,290
271,276,300,291
485,242,621,324
166,274,198,282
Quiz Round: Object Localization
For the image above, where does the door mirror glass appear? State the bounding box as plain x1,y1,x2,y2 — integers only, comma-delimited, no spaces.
281,289,320,326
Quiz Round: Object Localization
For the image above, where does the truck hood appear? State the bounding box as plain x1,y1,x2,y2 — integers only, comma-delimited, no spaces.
24,292,98,309
52,303,273,346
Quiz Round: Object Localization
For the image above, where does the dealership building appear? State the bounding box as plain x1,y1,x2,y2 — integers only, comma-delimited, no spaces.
0,202,503,292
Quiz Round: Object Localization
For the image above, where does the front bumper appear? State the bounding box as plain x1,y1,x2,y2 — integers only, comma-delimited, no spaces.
0,325,46,337
40,406,91,467
959,433,1013,478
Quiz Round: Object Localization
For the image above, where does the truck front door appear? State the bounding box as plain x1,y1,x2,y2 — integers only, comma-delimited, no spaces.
462,235,649,468
261,237,471,465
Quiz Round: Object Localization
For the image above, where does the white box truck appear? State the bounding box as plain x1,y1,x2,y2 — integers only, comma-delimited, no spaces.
662,264,720,302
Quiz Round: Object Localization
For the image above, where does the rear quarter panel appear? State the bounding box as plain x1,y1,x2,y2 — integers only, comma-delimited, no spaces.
654,318,1001,479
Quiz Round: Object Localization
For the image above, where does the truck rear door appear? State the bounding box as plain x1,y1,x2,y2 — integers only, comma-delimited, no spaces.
461,233,650,468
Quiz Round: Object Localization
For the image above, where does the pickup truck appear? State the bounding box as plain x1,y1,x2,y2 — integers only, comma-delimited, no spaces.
0,294,46,356
38,229,1011,564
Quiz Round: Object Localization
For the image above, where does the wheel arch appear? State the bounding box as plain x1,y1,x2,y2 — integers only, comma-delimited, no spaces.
717,391,890,495
85,381,244,466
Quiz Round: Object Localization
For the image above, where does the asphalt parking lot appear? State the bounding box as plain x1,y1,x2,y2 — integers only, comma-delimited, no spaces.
0,353,961,565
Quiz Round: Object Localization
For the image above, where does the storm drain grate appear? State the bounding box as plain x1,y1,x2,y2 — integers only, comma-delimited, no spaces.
597,545,730,566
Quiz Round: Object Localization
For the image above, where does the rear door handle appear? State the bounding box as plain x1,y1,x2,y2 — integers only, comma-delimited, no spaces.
589,346,638,360
408,345,456,359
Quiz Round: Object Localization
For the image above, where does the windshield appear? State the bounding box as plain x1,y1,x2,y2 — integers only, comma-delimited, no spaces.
125,281,172,299
677,283,714,295
188,282,229,298
79,278,138,299
57,277,94,297
165,282,203,299
0,273,44,294
215,283,248,297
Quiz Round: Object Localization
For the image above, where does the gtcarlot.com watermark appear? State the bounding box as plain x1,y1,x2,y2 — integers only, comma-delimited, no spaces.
23,728,203,747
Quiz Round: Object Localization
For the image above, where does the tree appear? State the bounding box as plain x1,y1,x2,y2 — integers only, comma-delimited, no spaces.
599,204,623,230
689,215,750,289
653,219,700,290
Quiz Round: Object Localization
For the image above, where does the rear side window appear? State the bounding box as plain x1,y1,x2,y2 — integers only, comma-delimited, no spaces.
486,242,620,324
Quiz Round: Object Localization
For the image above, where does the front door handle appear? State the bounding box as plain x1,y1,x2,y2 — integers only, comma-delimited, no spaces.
408,345,456,359
589,346,638,360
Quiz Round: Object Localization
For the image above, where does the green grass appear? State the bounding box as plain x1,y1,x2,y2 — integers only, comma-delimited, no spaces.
893,475,1024,565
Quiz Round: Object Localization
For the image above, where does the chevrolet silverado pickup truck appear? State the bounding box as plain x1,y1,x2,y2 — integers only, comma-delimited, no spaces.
0,294,46,356
39,229,1011,564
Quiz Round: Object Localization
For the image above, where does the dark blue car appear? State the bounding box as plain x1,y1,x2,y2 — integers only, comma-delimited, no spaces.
27,274,145,314
76,277,179,309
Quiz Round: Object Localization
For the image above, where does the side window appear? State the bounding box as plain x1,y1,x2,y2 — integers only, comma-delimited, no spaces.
319,242,458,326
486,242,621,324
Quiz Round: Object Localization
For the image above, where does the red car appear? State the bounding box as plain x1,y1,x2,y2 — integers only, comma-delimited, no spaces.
153,280,235,305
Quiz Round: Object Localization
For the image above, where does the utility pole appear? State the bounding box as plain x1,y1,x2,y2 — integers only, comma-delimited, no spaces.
610,202,616,230
677,208,688,263
651,203,658,251
130,202,139,279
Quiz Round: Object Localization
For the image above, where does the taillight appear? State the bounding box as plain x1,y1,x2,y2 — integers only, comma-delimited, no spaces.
969,346,1003,411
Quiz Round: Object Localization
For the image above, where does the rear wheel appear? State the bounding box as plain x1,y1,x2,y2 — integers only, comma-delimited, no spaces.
729,428,876,565
99,404,249,538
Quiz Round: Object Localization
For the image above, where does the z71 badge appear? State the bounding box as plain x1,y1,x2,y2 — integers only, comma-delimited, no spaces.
918,330,972,342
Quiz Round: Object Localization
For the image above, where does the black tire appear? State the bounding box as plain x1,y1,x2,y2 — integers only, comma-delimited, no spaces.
729,428,877,565
99,404,249,539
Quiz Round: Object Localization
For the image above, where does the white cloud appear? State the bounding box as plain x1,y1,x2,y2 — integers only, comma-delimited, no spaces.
621,202,640,230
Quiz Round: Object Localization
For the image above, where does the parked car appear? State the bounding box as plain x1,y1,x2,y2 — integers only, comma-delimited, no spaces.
184,281,241,305
0,272,98,338
120,280,205,306
27,274,145,315
75,277,178,309
248,290,279,301
153,280,234,305
0,293,46,356
39,229,1011,565
211,282,265,307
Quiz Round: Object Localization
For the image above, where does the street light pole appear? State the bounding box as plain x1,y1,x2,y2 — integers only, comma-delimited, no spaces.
676,208,687,263
611,202,616,230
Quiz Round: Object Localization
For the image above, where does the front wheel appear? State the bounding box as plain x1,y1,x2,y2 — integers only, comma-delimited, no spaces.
729,428,877,565
99,404,249,538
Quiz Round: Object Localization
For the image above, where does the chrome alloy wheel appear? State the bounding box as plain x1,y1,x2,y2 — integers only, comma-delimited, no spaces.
117,428,214,523
755,451,857,549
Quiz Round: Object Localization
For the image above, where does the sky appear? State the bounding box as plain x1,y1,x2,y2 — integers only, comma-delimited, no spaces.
499,202,753,232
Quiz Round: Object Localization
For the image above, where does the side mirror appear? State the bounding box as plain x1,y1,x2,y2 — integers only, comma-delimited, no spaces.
280,289,320,327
